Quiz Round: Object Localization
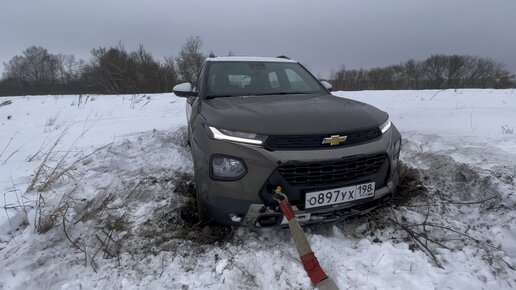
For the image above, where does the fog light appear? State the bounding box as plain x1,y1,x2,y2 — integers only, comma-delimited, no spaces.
229,213,242,223
211,155,247,180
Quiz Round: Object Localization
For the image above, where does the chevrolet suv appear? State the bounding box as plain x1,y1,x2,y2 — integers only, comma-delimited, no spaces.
173,56,401,226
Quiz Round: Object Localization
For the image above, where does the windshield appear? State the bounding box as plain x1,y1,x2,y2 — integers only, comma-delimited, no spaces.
205,61,325,98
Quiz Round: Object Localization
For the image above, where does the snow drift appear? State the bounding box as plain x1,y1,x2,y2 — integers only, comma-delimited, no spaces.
0,89,515,289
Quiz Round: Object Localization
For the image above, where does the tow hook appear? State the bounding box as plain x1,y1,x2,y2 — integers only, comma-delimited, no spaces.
256,212,283,227
272,186,339,290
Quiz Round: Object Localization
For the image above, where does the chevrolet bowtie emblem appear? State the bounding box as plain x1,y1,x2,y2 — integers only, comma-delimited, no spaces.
322,135,347,146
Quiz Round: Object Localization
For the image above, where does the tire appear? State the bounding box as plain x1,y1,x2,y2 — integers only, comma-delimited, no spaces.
196,190,208,222
190,139,208,223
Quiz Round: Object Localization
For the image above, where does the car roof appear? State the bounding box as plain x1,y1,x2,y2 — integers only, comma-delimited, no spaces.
205,56,297,63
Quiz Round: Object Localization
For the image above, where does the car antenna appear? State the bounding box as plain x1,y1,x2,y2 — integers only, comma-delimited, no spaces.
276,55,290,59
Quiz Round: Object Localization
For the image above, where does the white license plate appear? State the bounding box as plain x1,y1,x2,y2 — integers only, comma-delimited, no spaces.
305,182,375,209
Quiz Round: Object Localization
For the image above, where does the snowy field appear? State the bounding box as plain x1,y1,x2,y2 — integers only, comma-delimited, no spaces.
0,89,515,289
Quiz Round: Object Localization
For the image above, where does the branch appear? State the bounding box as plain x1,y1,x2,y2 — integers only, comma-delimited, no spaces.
445,196,497,205
389,218,444,269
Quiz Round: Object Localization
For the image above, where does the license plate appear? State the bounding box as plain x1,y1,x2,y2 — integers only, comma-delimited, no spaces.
304,182,375,209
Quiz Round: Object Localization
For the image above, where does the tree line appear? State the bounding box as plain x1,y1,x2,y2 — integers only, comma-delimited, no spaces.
331,55,514,91
0,37,205,96
1,37,515,96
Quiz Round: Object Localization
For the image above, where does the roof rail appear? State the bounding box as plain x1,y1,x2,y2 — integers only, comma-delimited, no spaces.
276,55,290,59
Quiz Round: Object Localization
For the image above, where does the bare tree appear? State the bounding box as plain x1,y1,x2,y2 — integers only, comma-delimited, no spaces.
3,55,27,80
2,45,514,96
331,54,514,91
82,44,179,94
55,54,84,85
403,59,423,89
423,54,448,89
447,55,466,88
175,36,205,84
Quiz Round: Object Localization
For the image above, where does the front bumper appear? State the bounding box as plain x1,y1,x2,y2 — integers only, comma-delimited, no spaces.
242,180,396,227
191,122,401,226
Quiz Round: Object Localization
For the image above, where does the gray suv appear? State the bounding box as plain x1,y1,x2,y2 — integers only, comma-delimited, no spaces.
173,56,401,227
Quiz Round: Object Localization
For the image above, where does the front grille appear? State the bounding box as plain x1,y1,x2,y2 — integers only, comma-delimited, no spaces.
278,153,386,185
265,128,381,150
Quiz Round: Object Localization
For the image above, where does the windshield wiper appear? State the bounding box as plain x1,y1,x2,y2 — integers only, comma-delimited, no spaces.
205,94,240,99
251,92,310,96
206,92,313,99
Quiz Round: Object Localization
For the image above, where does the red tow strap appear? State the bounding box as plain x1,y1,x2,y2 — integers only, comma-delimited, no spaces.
278,199,295,220
300,252,329,285
277,197,331,286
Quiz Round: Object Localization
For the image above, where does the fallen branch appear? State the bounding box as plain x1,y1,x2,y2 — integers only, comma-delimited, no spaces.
406,222,498,249
500,258,515,271
389,218,444,269
63,205,85,254
445,196,497,205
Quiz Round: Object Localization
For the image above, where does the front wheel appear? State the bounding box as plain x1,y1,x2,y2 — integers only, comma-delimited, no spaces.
196,191,208,222
191,143,208,223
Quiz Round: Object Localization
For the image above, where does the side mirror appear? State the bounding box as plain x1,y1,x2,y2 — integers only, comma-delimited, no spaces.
320,81,333,92
173,82,198,97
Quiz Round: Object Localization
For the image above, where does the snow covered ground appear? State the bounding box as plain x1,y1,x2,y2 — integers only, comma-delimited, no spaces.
0,89,515,289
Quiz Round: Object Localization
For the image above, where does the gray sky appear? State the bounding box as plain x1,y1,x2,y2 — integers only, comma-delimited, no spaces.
1,0,515,77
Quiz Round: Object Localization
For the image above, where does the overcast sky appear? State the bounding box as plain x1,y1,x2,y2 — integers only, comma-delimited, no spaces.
1,0,515,77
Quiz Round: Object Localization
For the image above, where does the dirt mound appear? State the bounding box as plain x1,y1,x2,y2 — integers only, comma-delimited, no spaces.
394,161,427,204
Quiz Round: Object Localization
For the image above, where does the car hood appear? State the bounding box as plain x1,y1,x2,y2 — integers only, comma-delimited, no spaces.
200,93,388,135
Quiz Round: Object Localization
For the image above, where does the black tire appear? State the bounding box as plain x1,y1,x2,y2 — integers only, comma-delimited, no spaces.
187,127,191,147
190,141,208,223
196,190,208,222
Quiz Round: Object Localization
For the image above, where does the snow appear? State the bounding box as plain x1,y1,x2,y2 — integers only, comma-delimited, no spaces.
0,94,186,222
1,89,515,289
205,56,297,63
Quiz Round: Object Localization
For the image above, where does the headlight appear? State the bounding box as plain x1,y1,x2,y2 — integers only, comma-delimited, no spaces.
211,155,247,180
379,119,391,134
208,126,267,145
